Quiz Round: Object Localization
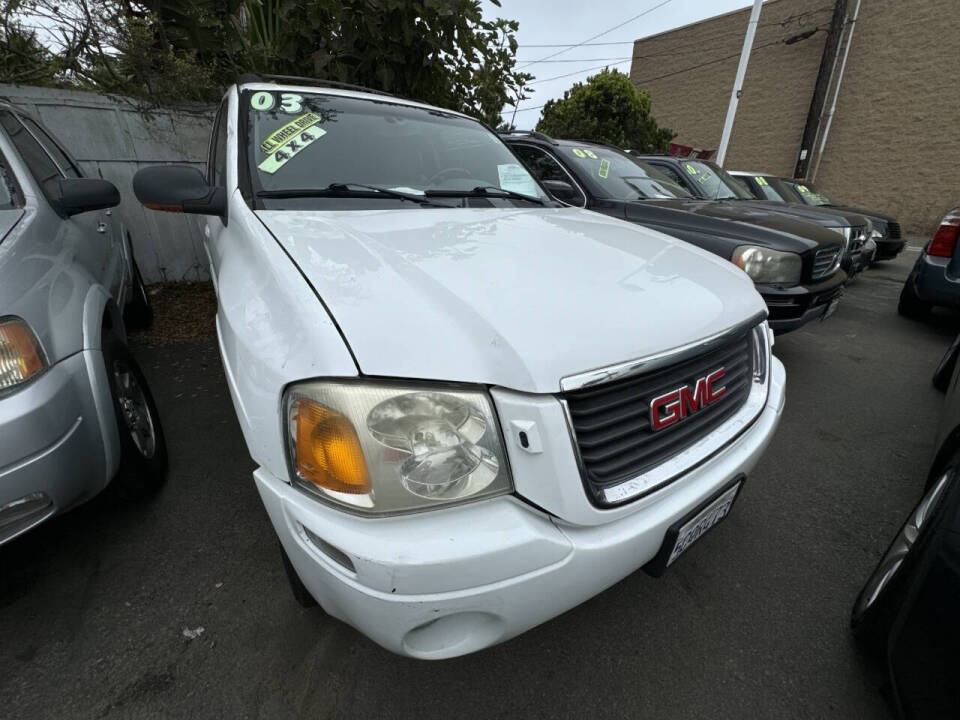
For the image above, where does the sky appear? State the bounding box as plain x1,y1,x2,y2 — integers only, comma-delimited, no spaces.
480,0,758,127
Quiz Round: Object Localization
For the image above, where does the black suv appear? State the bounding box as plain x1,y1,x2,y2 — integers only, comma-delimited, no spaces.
503,132,846,333
631,155,875,279
734,173,905,261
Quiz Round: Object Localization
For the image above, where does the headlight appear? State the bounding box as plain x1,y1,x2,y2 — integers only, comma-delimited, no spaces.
732,246,802,284
284,381,512,514
0,317,47,394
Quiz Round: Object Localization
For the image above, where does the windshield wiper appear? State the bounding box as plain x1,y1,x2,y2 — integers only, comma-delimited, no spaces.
256,183,441,206
424,185,546,205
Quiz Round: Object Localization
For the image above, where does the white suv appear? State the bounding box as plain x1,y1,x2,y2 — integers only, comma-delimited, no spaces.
134,76,785,659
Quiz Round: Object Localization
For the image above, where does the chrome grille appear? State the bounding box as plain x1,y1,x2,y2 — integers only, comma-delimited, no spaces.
564,328,755,505
812,245,841,280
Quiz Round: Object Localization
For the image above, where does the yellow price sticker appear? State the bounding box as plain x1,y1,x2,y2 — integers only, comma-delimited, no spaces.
685,163,698,175
598,158,610,179
756,176,769,186
260,112,323,154
572,148,586,158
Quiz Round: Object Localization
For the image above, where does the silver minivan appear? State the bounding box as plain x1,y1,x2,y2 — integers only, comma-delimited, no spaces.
0,102,167,544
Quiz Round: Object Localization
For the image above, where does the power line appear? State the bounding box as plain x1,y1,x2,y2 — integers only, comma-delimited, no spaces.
518,41,637,48
517,0,675,69
516,57,633,63
512,26,825,115
528,59,633,85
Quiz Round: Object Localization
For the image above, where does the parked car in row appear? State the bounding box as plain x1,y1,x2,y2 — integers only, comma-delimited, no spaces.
133,74,785,659
0,103,166,545
732,171,905,261
504,133,846,334
851,338,960,719
898,205,960,318
630,155,875,281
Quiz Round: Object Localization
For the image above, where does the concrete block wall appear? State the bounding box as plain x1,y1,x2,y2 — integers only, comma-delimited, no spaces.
630,0,958,235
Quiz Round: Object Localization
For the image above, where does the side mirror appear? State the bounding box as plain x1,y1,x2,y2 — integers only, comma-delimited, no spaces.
133,165,226,217
57,178,120,217
541,179,579,204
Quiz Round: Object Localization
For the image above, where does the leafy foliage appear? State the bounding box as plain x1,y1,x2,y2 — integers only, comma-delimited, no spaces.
536,68,673,152
4,0,532,124
0,16,61,86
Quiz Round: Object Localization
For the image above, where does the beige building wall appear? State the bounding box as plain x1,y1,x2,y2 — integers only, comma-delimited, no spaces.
630,0,960,234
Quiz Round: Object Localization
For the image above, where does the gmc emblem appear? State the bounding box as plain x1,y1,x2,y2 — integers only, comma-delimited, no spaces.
650,368,727,431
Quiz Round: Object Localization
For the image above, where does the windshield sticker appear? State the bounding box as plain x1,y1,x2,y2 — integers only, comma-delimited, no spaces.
583,149,598,159
685,163,698,175
697,171,712,184
497,163,539,196
250,91,303,114
260,112,324,154
797,184,810,193
598,158,610,179
571,148,586,158
257,127,327,174
756,176,769,186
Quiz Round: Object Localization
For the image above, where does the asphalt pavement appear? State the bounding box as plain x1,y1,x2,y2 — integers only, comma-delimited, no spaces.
1,242,957,719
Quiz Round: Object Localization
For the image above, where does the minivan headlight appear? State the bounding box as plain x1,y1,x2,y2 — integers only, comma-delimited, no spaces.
284,381,512,514
731,246,802,284
0,317,47,394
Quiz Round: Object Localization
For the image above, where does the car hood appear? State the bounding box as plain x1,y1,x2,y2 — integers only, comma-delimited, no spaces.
638,198,842,250
736,199,870,229
257,207,765,393
823,204,897,227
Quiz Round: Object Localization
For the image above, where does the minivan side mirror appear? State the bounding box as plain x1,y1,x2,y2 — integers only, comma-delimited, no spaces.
541,179,580,204
57,178,120,217
133,165,226,217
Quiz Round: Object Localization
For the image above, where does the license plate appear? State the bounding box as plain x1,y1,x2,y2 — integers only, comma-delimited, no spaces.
644,476,744,577
821,297,840,321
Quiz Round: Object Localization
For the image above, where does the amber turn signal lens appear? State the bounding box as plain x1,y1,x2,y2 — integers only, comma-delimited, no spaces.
294,399,371,494
0,318,46,391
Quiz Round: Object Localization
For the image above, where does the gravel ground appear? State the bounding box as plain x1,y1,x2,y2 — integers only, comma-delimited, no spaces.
1,241,957,719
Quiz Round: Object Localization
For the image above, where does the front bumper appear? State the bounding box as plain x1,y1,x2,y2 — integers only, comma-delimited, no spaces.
759,271,846,334
0,350,116,544
255,357,785,659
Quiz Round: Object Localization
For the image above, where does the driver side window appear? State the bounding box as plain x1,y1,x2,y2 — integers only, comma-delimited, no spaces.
512,144,586,207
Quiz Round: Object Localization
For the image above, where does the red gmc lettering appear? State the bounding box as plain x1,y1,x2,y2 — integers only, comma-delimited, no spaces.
650,368,727,431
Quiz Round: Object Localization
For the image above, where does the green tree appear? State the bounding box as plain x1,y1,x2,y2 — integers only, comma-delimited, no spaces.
0,16,61,86
8,0,533,124
536,68,673,152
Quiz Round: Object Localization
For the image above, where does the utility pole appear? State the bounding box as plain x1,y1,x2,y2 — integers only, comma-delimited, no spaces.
715,0,763,167
794,0,847,179
809,0,861,182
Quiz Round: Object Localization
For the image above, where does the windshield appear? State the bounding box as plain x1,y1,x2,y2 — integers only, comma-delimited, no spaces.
681,160,754,200
557,146,692,200
748,175,795,202
790,181,834,206
243,90,547,208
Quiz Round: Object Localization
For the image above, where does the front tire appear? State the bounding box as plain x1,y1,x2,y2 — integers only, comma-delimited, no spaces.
104,335,168,496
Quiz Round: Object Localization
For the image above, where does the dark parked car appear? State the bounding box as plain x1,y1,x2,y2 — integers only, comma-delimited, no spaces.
629,155,875,280
733,172,905,261
851,338,960,719
898,205,960,318
504,133,846,333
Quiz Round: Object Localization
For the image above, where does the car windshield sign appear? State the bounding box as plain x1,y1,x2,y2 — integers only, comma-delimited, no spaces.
558,146,692,200
244,90,547,208
682,161,753,200
793,182,833,205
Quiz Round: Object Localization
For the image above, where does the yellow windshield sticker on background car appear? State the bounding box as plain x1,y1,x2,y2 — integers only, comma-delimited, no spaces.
258,127,327,174
685,163,697,175
797,184,810,193
583,149,598,159
571,148,586,158
697,171,712,184
260,112,323,154
598,158,610,179
756,176,769,186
